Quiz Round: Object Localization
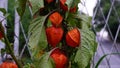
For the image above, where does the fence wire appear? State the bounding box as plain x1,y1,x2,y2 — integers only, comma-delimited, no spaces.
91,0,120,68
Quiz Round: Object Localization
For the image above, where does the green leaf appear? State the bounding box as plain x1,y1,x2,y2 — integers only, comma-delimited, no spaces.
0,48,6,57
4,13,10,18
66,0,80,10
29,0,44,15
78,14,92,29
16,0,27,18
23,63,31,68
74,15,97,68
66,0,73,10
66,13,82,29
28,16,48,59
37,53,55,68
0,8,6,15
95,53,120,68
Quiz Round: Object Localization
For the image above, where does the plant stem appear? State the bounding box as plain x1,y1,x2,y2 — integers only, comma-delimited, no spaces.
4,35,22,68
0,23,22,68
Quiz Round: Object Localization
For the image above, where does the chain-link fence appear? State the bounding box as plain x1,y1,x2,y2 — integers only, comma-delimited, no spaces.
91,0,120,68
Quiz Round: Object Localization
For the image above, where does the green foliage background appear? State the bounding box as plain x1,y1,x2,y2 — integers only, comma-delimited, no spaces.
7,0,31,57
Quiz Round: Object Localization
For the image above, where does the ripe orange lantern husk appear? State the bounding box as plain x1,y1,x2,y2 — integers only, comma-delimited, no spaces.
46,26,63,47
0,61,18,68
66,28,80,47
50,48,68,68
49,12,63,27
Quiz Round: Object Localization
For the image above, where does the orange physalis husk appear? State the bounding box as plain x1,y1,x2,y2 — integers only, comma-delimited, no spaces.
46,26,63,47
66,28,80,47
50,48,68,68
0,61,18,68
49,12,63,27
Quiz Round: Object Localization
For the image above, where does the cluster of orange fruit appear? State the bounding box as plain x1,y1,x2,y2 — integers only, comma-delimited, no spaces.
45,0,81,68
46,12,80,48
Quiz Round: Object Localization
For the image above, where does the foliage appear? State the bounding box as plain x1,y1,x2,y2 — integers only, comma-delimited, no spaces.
74,14,97,68
0,0,97,68
19,5,31,54
29,0,44,15
0,8,7,15
1,0,31,67
7,0,31,54
7,0,15,43
16,0,27,18
27,0,97,68
35,52,54,68
28,16,48,59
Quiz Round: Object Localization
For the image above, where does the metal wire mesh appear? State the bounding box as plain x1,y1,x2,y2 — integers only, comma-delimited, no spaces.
91,0,120,68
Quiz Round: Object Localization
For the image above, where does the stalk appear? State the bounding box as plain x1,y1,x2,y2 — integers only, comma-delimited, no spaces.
0,23,22,68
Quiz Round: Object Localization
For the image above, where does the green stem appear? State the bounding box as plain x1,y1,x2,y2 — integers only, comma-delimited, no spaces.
0,23,22,68
4,35,22,68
